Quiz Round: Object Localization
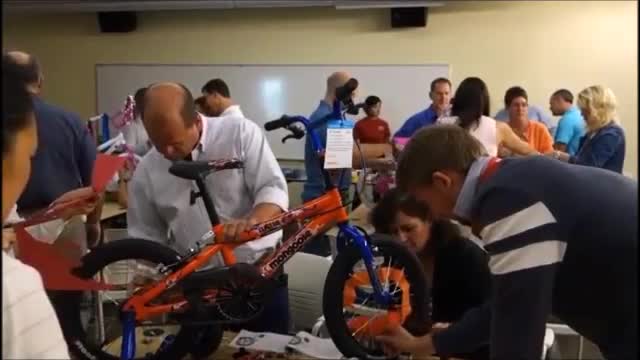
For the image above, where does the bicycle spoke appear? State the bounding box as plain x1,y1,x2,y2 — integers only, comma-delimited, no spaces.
352,313,382,337
384,257,392,291
391,267,405,295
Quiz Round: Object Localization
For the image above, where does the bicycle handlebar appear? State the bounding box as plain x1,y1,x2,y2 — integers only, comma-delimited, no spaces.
264,115,296,131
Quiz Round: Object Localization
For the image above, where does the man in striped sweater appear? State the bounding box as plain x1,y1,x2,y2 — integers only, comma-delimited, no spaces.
378,124,637,360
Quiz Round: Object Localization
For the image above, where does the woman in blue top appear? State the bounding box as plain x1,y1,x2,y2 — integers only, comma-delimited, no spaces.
550,85,625,173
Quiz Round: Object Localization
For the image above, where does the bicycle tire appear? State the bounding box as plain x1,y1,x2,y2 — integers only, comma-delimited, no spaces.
58,238,223,360
322,235,431,359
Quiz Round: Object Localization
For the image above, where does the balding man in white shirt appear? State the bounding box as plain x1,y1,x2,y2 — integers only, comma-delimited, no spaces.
200,78,244,118
128,82,290,333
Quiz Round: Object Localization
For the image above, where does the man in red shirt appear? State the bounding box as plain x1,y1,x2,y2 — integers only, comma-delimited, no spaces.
354,95,391,144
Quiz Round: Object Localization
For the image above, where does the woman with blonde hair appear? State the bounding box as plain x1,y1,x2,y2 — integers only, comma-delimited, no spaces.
549,85,626,173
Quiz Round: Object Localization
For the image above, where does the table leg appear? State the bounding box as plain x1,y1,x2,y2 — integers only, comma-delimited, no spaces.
577,336,584,359
95,272,106,345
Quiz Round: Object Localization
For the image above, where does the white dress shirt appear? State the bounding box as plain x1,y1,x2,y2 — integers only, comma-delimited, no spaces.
2,252,70,359
127,114,289,265
220,104,244,118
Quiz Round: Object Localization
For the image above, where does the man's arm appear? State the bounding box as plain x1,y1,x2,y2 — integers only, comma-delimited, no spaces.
393,113,421,138
496,122,539,156
553,143,567,152
476,188,564,360
432,302,492,355
126,171,169,242
431,238,493,355
241,120,289,219
553,117,571,151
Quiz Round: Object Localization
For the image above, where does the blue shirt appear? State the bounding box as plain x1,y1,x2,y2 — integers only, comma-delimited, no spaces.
554,106,585,155
570,122,626,174
301,100,351,202
17,98,97,212
393,105,439,138
494,105,555,135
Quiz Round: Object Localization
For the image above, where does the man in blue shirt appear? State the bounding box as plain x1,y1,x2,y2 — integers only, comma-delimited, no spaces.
302,71,391,204
394,77,452,138
7,52,100,243
301,71,390,255
549,89,585,155
494,103,556,135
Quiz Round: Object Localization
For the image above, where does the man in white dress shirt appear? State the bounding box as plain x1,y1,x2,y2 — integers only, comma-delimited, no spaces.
128,82,290,333
200,78,244,118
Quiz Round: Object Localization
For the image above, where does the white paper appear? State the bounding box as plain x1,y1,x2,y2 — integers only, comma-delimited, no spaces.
324,128,354,169
228,329,292,353
286,331,345,359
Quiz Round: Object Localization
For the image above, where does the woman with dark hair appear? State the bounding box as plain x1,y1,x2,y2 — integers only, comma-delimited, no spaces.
438,77,537,157
370,188,491,360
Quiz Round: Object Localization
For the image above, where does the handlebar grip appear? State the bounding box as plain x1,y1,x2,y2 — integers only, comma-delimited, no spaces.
264,116,294,131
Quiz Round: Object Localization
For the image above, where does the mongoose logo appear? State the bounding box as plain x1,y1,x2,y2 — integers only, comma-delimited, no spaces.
265,229,314,272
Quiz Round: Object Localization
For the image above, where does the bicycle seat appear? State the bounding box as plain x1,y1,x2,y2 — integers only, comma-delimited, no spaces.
169,159,243,180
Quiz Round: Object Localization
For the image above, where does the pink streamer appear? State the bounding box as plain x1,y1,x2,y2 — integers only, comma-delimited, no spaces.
110,95,136,129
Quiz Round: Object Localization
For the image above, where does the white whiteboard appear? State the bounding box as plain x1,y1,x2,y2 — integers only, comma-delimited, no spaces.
96,64,450,160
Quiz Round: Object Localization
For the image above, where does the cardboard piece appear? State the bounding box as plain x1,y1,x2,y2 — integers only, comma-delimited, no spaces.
14,226,112,291
15,154,126,227
12,154,126,290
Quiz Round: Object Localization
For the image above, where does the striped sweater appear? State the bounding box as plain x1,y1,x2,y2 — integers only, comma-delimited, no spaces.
434,156,637,360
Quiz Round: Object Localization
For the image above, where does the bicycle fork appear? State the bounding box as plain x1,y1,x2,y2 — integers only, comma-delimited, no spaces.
121,311,136,360
338,224,393,306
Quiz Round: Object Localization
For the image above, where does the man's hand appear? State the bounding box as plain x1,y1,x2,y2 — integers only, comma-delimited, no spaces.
545,150,570,162
221,203,283,243
222,217,258,243
376,326,434,356
49,187,100,220
3,227,16,251
498,145,513,158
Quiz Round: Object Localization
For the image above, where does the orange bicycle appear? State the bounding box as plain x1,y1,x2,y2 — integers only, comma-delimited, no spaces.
62,82,429,360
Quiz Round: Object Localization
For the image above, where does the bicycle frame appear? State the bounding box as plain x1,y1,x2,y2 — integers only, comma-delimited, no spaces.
120,94,390,359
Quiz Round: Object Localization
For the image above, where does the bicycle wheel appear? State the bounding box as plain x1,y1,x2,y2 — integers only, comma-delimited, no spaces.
323,235,431,359
57,238,223,360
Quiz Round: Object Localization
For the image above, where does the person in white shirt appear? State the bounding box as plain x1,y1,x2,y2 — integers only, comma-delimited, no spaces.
2,53,70,360
128,82,290,333
438,77,537,157
200,78,244,118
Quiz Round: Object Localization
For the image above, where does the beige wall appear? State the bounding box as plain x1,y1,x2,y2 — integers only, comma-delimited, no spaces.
3,1,637,175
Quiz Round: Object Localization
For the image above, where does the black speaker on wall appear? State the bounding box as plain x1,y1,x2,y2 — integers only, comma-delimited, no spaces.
390,7,427,28
97,11,137,33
